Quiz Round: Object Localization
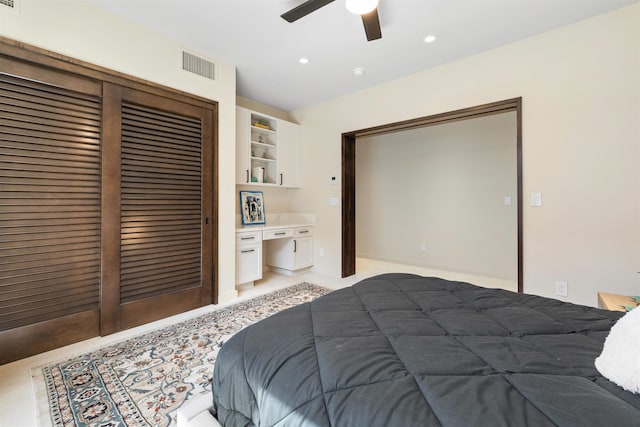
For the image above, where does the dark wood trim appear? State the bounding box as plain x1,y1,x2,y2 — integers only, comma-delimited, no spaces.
341,133,357,277
341,98,524,293
0,36,214,109
211,104,219,305
0,55,101,96
119,287,201,331
202,108,214,305
354,98,520,139
100,83,123,335
516,98,523,293
0,310,99,365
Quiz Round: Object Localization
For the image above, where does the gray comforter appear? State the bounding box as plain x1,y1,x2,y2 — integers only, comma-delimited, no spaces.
212,273,640,426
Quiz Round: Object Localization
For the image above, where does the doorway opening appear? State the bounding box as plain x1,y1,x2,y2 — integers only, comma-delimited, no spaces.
341,98,523,292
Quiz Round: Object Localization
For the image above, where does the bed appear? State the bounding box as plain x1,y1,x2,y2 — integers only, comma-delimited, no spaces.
210,273,640,426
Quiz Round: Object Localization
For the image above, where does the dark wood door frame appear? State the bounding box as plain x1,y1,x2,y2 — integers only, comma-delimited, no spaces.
342,98,523,293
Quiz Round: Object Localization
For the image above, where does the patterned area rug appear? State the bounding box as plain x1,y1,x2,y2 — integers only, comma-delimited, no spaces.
32,283,330,427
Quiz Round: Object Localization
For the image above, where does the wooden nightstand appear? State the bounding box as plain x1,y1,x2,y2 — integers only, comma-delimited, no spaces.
598,292,639,312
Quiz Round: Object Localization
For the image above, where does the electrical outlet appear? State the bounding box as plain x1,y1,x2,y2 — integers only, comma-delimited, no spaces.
319,248,325,257
555,281,568,297
419,243,427,253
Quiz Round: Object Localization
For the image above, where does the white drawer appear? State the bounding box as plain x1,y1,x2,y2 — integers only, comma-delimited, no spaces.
294,227,313,237
236,231,262,246
263,228,293,240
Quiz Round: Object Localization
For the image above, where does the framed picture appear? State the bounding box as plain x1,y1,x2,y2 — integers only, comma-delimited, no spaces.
240,191,266,225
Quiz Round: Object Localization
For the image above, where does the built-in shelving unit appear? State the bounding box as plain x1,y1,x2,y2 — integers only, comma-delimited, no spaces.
249,114,278,184
236,107,300,187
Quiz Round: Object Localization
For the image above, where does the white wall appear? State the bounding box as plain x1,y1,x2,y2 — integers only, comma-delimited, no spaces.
0,0,239,303
237,96,292,122
235,186,297,218
356,113,517,281
290,4,640,307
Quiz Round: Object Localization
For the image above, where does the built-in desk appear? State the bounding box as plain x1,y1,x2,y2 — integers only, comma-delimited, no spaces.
236,223,314,287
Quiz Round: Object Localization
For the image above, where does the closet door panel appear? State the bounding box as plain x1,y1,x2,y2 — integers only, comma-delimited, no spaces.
101,86,213,334
0,66,102,363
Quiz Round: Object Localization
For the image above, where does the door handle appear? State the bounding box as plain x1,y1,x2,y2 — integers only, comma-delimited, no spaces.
246,169,249,183
293,239,297,253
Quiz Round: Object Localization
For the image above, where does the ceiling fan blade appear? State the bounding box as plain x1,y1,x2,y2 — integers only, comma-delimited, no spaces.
281,0,335,22
361,8,382,41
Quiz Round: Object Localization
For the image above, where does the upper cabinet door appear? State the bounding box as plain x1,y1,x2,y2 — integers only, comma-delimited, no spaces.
278,120,300,188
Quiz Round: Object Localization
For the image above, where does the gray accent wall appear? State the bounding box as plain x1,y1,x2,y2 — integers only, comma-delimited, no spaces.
356,112,517,281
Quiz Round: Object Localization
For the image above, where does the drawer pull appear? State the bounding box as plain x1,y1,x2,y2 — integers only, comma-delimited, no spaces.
275,232,286,236
240,236,255,240
298,230,309,234
241,249,255,254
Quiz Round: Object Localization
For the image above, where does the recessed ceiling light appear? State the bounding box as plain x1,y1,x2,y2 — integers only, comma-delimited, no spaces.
353,67,366,77
424,35,437,43
299,57,309,64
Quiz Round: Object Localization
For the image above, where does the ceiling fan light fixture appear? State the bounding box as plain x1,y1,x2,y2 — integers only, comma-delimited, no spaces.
345,0,378,15
424,35,436,43
353,67,366,77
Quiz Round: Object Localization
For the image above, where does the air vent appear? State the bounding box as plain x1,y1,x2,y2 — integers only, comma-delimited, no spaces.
182,51,216,81
0,0,19,13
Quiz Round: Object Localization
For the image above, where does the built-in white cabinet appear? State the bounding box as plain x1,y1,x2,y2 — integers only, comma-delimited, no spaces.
235,230,262,285
236,107,300,187
266,226,314,273
278,120,300,188
236,224,314,286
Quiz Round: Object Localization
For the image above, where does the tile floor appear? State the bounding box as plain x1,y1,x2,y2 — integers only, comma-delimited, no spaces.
0,258,515,427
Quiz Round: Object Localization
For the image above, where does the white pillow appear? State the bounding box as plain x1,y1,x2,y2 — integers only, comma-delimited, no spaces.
595,306,640,394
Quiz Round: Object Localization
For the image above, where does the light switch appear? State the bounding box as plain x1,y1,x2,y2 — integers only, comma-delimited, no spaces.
530,192,542,207
329,197,339,206
503,196,512,206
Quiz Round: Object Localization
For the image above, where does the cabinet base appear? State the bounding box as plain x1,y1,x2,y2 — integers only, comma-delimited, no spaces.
268,266,312,276
236,281,255,291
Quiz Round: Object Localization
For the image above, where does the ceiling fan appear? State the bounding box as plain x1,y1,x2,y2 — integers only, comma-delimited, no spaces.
281,0,382,41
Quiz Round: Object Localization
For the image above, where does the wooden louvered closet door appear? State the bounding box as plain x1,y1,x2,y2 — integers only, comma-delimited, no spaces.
0,59,102,361
101,84,213,334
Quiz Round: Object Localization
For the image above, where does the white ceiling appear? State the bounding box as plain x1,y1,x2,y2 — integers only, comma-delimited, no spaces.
88,0,635,112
